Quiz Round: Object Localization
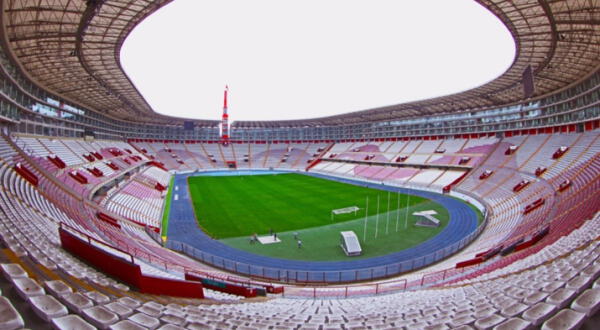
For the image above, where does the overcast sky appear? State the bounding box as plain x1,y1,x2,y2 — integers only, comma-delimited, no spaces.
121,0,515,122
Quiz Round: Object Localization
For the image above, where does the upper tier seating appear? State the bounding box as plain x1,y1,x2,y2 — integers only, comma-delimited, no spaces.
129,140,329,171
13,135,149,198
323,138,498,167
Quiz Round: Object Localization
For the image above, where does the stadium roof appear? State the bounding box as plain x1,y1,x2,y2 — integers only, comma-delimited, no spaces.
2,0,599,127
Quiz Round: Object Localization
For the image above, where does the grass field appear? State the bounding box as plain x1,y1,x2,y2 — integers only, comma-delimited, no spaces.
187,173,462,261
189,173,430,238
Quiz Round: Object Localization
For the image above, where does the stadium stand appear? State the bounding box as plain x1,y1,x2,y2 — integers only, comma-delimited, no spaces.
0,0,598,328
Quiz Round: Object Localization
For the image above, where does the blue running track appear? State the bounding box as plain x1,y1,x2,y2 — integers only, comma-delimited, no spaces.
167,171,479,282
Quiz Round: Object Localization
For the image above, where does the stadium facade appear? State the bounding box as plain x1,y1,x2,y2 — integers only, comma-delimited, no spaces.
0,0,597,141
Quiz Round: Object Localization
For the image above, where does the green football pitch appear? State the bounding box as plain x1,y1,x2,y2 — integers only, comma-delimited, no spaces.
188,173,454,261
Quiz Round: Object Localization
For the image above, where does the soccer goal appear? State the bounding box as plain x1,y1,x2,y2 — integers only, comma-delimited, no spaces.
331,206,360,221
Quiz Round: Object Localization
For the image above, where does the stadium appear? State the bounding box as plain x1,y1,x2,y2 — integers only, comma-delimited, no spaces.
0,0,598,329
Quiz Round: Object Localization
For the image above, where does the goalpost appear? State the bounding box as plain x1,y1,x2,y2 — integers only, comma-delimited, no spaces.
331,206,360,221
